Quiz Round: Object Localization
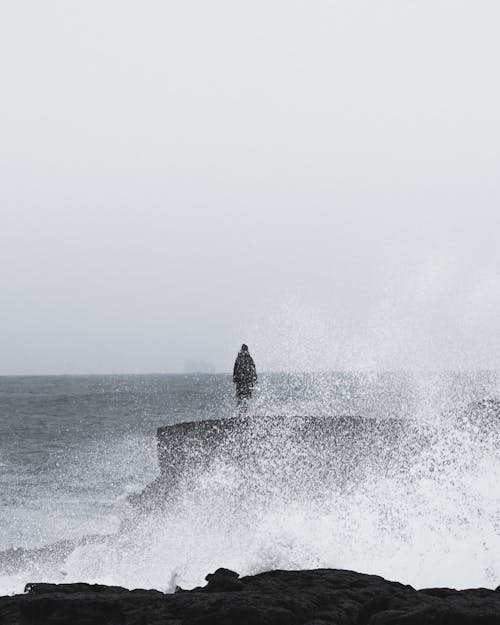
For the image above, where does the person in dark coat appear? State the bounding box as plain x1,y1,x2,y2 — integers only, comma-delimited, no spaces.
233,344,257,411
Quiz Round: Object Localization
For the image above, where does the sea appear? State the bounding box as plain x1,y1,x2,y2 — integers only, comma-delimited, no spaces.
0,371,499,596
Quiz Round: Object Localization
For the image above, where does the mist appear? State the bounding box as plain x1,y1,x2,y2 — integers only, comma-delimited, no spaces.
0,1,499,374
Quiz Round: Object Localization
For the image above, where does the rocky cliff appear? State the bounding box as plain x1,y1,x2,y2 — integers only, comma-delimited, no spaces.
130,415,433,509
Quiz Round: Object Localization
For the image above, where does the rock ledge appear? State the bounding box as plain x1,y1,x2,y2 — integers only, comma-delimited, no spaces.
1,568,500,624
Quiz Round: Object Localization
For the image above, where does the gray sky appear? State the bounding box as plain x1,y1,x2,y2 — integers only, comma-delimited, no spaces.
1,0,499,374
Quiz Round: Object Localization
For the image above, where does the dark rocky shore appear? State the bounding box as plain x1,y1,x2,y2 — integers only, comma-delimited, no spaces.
2,567,500,624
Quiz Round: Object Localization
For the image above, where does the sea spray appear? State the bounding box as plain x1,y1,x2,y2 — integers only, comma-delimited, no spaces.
1,372,499,595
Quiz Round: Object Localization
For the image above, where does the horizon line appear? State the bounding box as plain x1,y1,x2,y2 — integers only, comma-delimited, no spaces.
0,368,499,378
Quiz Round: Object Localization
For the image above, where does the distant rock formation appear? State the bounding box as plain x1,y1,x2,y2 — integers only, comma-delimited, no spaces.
2,567,500,624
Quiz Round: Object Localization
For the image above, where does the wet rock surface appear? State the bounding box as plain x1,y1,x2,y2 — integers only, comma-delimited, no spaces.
133,416,430,511
2,567,500,624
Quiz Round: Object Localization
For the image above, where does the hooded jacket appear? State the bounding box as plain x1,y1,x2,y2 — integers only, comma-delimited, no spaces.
233,349,257,394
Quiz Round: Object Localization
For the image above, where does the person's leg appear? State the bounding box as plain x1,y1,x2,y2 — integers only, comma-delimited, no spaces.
238,397,248,416
235,385,251,416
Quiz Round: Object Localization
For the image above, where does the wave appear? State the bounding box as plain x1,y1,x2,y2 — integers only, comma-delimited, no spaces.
1,399,500,596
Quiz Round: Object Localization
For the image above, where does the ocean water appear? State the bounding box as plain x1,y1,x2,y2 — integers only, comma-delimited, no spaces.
0,371,499,596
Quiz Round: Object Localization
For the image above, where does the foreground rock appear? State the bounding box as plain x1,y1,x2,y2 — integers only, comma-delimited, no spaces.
2,568,500,624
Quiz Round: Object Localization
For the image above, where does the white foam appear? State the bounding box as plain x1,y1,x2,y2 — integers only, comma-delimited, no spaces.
1,372,499,596
2,416,500,596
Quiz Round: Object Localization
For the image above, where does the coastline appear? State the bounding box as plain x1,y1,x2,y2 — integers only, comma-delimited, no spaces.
2,567,500,624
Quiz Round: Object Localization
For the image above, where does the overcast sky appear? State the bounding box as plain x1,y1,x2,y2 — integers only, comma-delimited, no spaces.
1,1,499,374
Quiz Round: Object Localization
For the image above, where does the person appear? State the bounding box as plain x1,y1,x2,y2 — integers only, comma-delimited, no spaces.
233,344,257,414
